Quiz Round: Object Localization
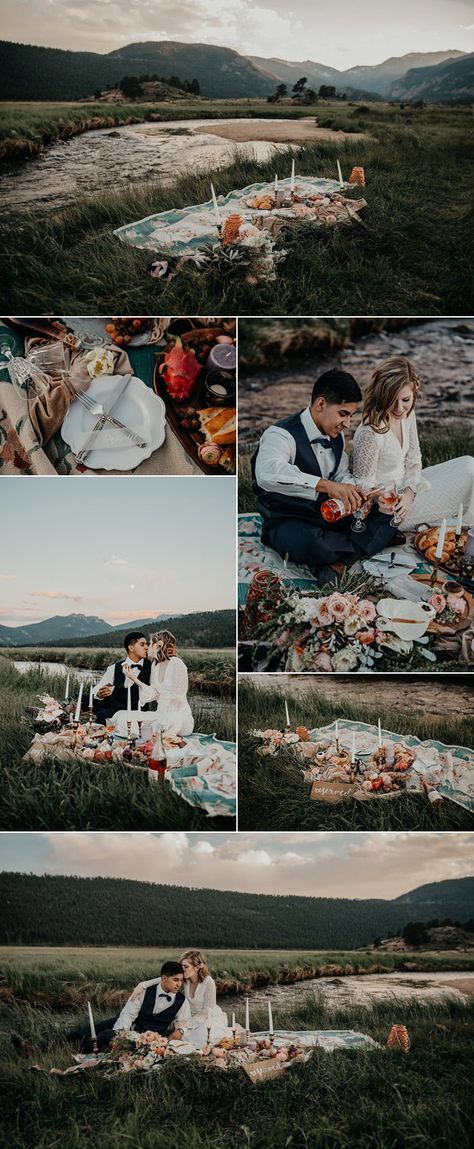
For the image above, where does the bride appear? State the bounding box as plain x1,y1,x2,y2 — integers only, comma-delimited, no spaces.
124,629,194,737
353,356,474,529
179,949,233,1048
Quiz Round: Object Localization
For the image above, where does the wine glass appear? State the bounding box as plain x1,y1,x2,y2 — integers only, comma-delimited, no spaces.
0,344,50,402
379,486,401,526
350,482,372,533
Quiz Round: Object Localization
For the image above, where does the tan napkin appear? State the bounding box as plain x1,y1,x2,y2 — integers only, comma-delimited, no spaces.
25,339,132,444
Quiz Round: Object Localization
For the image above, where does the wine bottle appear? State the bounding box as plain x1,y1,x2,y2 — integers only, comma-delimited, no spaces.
321,497,372,523
148,728,167,778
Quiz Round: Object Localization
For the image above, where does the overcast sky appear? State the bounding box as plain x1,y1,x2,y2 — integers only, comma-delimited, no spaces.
1,832,472,899
1,0,473,68
0,477,235,626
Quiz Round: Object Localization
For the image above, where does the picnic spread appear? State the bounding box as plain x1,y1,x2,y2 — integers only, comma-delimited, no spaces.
33,1027,381,1083
114,172,367,284
238,513,474,669
251,718,474,811
0,317,236,476
23,696,236,819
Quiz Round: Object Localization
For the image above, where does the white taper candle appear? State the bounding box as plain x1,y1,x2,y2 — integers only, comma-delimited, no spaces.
455,504,463,537
268,1000,274,1034
378,718,382,748
290,159,295,189
64,673,69,700
337,159,344,188
285,699,290,727
435,518,447,560
87,1000,96,1041
351,730,356,764
245,996,250,1032
74,682,83,723
210,182,221,225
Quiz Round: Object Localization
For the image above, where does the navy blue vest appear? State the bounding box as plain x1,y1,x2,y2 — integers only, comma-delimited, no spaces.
251,411,344,533
112,658,152,711
135,984,185,1034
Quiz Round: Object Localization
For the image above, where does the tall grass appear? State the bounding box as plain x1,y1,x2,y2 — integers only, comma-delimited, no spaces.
1,104,473,313
0,658,235,830
2,647,236,694
1,994,473,1149
238,679,474,831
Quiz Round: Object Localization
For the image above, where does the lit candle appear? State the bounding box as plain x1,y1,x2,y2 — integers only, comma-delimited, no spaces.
337,159,344,188
64,673,69,700
274,173,278,192
378,718,382,749
351,730,356,764
87,1000,96,1042
455,504,463,537
290,159,295,190
435,518,447,560
245,996,250,1032
88,684,93,710
127,681,132,712
210,182,221,226
268,1001,274,1035
284,699,290,727
74,683,83,723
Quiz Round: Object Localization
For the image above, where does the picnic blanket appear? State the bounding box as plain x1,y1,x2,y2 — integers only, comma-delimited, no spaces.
33,1028,380,1080
239,513,316,606
0,322,196,476
115,177,364,255
307,720,474,812
23,725,236,818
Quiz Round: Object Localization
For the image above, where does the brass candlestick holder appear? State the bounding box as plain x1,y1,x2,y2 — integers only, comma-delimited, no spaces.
269,1033,275,1048
429,563,440,589
206,1024,211,1046
88,706,94,730
232,1026,236,1047
126,720,134,746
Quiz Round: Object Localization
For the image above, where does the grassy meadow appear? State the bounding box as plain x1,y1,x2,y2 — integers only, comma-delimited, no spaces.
238,679,474,831
0,657,235,831
1,646,235,695
0,102,473,312
1,962,473,1149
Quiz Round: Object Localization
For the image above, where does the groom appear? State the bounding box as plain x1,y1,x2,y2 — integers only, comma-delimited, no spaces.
252,369,397,582
93,631,152,724
69,961,191,1052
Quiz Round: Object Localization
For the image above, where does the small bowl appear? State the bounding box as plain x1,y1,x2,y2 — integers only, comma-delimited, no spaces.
377,598,436,640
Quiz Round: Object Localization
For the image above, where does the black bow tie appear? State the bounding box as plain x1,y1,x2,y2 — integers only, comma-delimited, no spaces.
159,992,172,1001
311,437,333,449
130,663,142,668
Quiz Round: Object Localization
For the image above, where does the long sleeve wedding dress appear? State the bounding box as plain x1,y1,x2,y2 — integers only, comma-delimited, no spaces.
352,410,474,528
180,976,230,1048
137,656,194,737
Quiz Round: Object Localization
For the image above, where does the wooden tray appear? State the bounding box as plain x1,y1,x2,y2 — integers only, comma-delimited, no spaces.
410,572,473,634
413,529,474,590
153,332,236,476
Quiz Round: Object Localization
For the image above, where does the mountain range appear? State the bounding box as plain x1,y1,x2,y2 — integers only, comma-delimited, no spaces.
1,873,472,948
0,39,470,102
0,609,234,648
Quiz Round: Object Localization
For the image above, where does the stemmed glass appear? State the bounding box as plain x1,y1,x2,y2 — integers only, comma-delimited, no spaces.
0,337,50,401
350,482,372,533
379,485,402,527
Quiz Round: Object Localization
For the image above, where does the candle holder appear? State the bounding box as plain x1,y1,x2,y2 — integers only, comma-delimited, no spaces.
92,1036,99,1055
269,1033,275,1048
429,564,440,589
126,720,135,748
206,1024,211,1046
88,706,94,731
245,1027,250,1046
232,1026,236,1047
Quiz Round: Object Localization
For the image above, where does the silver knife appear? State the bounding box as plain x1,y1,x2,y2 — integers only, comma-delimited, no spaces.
75,373,134,464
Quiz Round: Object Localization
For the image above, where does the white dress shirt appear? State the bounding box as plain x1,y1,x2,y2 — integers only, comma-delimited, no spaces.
254,407,354,501
93,656,145,698
113,976,192,1033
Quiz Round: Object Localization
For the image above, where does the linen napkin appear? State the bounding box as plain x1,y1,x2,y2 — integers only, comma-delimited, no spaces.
25,340,132,444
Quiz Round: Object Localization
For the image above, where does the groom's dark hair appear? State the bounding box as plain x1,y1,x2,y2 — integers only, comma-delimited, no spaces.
161,961,184,976
311,370,362,405
124,631,147,652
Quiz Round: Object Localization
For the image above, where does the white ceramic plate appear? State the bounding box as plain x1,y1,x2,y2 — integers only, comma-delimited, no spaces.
62,374,166,471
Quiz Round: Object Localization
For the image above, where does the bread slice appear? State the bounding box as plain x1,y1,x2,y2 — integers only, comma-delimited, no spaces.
199,407,236,446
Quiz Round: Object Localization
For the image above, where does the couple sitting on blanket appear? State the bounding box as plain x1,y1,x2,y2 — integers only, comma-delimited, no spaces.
92,628,193,738
71,951,231,1053
252,356,474,584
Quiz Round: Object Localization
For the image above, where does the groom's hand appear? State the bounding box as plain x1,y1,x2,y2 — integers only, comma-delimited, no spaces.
97,685,114,699
318,479,363,513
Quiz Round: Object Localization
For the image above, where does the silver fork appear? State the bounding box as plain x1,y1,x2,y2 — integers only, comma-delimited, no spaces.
72,388,147,448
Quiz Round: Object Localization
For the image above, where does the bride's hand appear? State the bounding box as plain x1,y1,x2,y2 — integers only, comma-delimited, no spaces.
395,488,415,519
123,665,140,684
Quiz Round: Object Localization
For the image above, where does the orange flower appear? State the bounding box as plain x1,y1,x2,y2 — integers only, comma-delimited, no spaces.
296,726,310,741
221,214,244,244
387,1024,410,1053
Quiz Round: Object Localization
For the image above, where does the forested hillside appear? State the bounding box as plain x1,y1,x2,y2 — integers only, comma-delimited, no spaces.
40,611,236,650
1,873,472,949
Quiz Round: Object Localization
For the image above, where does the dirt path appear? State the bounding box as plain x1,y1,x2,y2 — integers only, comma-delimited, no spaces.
193,119,366,144
242,674,474,723
239,319,474,444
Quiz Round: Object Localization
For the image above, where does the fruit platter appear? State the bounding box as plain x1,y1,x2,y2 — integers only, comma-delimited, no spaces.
153,322,236,475
244,184,366,226
298,733,417,797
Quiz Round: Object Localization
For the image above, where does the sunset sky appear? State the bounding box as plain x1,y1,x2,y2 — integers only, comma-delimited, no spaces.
1,0,472,68
0,477,235,626
1,832,472,899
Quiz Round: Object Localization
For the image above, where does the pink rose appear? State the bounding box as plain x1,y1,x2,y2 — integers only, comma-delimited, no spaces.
312,597,332,625
327,592,351,620
429,593,446,615
310,652,334,672
356,628,375,645
447,594,465,615
357,599,376,623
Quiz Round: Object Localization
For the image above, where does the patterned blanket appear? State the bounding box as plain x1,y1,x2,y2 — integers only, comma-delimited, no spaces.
165,733,236,818
114,177,363,255
239,513,315,606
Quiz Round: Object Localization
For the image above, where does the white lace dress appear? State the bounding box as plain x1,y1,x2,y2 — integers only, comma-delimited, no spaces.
352,410,474,529
137,656,194,737
180,976,230,1048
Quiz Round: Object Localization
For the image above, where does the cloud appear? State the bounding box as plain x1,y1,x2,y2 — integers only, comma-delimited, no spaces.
238,849,273,867
104,555,131,567
0,575,16,581
28,591,84,602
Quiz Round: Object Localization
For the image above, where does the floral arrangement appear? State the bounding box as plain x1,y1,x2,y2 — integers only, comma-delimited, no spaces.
250,726,419,797
101,1030,309,1075
110,1030,169,1071
428,592,462,623
85,348,116,378
245,572,438,672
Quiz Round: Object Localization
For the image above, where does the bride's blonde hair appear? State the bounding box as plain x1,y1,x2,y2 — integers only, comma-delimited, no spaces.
148,629,177,663
179,949,210,982
362,356,421,434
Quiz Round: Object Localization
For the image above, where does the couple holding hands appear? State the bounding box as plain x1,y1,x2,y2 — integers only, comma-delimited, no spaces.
252,356,474,582
92,628,194,738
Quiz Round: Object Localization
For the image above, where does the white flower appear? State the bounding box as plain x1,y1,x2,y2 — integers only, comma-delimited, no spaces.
343,615,361,636
332,647,359,672
85,347,116,378
291,597,319,623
